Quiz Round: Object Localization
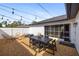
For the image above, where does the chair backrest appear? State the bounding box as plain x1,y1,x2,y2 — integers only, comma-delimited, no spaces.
49,39,56,45
52,40,56,46
44,35,49,39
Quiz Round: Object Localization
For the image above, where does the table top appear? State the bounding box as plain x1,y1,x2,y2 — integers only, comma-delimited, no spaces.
30,36,51,44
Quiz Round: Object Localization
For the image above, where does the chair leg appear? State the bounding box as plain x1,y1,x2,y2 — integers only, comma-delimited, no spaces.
29,43,32,47
54,45,57,51
45,49,55,55
55,46,57,51
38,48,41,52
52,48,55,55
34,51,37,56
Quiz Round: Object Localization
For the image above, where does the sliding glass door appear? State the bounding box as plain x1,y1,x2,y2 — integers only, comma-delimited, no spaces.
45,24,70,42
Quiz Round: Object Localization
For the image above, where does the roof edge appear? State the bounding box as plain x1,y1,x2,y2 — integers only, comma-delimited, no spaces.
66,3,79,19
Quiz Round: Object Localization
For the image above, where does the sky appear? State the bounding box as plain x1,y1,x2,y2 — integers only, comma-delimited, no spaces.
0,3,66,24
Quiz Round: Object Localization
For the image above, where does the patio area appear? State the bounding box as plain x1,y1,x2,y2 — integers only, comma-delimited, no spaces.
0,35,78,56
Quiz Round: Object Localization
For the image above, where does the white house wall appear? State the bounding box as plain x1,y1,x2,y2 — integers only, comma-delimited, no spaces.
68,18,76,43
29,26,44,35
74,11,79,54
69,10,79,54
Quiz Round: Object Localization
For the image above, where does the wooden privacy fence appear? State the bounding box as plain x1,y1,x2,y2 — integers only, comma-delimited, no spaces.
0,28,29,39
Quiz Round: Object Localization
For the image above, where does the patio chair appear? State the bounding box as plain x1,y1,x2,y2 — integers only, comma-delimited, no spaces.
29,37,33,47
46,39,57,55
33,38,43,49
50,39,57,51
30,36,44,52
30,38,38,50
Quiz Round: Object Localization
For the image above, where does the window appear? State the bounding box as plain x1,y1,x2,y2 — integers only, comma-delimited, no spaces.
45,24,70,42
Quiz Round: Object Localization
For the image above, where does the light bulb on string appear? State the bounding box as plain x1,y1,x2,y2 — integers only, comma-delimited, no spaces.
20,16,22,21
1,15,4,20
20,16,23,25
35,16,37,20
12,8,14,14
7,19,9,21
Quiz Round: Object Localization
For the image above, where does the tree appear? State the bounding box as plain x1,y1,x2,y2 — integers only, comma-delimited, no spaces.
11,21,18,27
1,21,7,27
1,20,25,27
9,21,22,27
0,23,2,27
17,21,22,25
32,21,37,24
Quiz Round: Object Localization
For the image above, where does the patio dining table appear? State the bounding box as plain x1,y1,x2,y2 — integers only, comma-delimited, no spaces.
30,36,51,44
29,36,56,55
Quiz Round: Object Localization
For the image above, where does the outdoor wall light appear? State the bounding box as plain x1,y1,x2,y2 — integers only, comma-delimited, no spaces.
73,22,78,27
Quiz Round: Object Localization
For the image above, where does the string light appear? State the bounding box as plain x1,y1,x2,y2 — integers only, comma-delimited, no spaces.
20,16,22,21
0,4,45,19
7,19,9,21
0,7,33,21
37,3,51,16
1,15,4,20
12,8,15,14
0,4,50,24
35,16,37,20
